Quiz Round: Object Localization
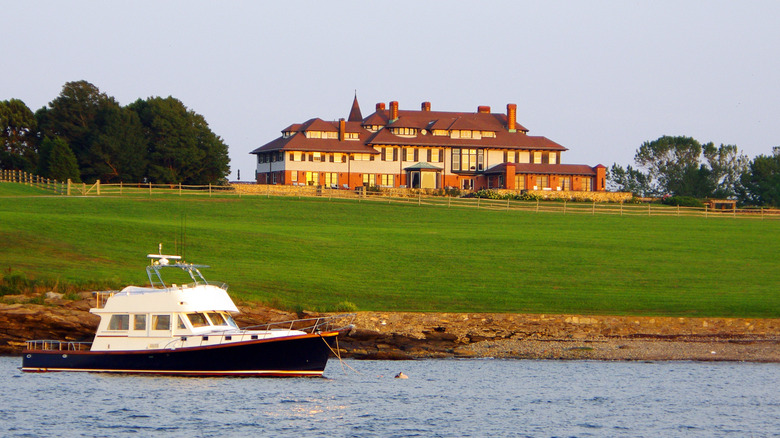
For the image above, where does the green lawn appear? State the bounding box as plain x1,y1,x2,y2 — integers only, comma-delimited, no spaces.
1,184,778,317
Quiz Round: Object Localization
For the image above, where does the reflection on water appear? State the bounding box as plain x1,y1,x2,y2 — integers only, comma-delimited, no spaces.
2,357,778,437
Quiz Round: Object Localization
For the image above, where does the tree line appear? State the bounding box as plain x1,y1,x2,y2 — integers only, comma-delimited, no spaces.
1,80,230,185
608,136,779,207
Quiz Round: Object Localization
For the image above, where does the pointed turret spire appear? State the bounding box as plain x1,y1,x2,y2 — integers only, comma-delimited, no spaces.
348,91,363,122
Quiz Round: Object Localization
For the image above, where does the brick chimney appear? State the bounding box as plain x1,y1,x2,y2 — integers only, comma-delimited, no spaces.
376,102,386,111
507,103,517,132
338,118,345,141
421,101,431,111
477,105,491,113
390,101,399,121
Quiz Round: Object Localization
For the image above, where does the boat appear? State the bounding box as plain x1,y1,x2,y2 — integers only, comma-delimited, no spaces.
21,250,354,377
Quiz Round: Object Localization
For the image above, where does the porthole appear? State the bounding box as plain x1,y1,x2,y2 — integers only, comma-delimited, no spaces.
62,354,68,358
26,354,31,359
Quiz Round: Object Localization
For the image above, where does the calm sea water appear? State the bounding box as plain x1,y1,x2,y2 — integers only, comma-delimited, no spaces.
2,356,778,437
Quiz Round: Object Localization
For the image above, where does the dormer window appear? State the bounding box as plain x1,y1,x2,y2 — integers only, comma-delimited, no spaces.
282,131,294,138
305,131,322,139
432,129,448,136
391,127,417,136
482,131,496,138
345,132,359,140
363,124,383,132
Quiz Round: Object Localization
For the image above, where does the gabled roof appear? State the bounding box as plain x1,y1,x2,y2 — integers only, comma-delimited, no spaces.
366,129,566,151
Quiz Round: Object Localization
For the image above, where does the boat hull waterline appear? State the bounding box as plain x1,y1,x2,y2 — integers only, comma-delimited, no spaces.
22,331,338,377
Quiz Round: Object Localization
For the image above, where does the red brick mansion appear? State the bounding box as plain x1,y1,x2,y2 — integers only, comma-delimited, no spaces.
252,97,606,192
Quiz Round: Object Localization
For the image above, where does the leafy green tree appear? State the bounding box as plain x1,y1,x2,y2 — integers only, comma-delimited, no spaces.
90,105,148,182
607,164,652,196
42,137,81,183
738,148,780,207
129,96,229,184
635,136,703,196
0,99,38,171
703,143,750,199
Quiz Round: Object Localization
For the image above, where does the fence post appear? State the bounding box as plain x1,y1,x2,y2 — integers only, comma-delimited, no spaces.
705,204,708,218
563,200,567,215
418,193,421,206
477,197,480,209
96,180,101,196
448,195,451,208
620,201,623,216
120,181,123,195
592,201,595,215
507,198,510,211
149,182,152,196
209,183,212,197
179,182,182,196
761,207,764,220
677,205,679,216
82,182,85,195
67,179,72,196
536,199,539,213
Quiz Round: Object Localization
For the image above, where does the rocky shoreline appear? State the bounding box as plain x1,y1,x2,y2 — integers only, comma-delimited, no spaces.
1,294,778,362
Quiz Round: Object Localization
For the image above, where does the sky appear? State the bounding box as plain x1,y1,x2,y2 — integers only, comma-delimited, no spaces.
3,1,779,181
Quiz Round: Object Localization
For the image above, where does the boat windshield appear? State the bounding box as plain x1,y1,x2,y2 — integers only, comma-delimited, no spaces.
186,312,237,328
186,313,210,327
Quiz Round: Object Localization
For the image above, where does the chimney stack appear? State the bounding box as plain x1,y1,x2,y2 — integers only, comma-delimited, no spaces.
338,118,345,141
376,102,386,111
507,103,517,132
477,105,491,114
421,101,431,111
390,101,399,121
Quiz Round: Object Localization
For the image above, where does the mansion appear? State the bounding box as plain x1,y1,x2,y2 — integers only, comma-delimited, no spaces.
252,97,606,192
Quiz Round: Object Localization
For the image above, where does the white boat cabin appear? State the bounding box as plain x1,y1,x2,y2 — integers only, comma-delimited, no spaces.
88,254,305,352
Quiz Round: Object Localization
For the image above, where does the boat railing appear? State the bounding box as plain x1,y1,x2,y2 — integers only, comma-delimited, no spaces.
242,313,356,335
25,340,93,352
94,291,119,309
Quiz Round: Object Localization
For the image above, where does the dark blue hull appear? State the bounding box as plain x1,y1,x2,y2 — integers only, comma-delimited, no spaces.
22,332,337,377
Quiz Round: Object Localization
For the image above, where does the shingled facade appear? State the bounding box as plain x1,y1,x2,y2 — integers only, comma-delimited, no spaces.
251,98,606,192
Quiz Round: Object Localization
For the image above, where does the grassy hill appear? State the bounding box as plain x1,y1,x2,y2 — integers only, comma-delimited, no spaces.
1,184,778,317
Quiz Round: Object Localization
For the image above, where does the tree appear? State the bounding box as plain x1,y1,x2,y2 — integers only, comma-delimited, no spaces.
702,143,750,199
607,164,652,196
634,136,703,196
0,99,38,171
41,137,81,183
737,148,780,207
130,96,229,184
90,105,148,183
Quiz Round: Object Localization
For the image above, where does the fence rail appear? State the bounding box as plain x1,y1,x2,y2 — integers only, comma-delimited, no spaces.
2,170,778,220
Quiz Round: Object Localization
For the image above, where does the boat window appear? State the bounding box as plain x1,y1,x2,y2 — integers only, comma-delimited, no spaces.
133,314,146,331
207,312,226,326
223,313,239,328
177,315,187,330
187,313,210,327
152,314,171,330
108,314,129,331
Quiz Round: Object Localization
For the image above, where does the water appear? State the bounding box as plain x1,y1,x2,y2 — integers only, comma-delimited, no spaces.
2,356,778,437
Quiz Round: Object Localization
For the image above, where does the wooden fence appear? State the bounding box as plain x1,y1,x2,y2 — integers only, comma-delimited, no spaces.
2,170,778,220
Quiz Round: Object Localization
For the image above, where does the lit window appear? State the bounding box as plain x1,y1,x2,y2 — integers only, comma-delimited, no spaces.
515,175,526,190
534,152,543,164
549,153,557,164
536,175,549,188
380,174,394,187
362,174,376,186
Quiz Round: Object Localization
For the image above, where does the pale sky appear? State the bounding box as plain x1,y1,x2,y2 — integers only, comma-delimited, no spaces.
3,1,778,181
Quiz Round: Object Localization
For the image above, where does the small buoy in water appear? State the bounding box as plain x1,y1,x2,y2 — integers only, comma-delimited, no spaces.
711,351,716,354
395,372,408,379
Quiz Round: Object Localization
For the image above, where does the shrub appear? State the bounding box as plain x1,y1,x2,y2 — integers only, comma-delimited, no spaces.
662,196,704,207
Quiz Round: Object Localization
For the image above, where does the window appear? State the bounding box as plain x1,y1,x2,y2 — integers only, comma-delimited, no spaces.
380,174,394,187
313,152,322,162
482,131,496,138
452,149,483,171
515,175,526,190
291,171,298,182
177,315,187,330
536,175,549,189
187,313,210,327
432,129,448,136
152,314,171,330
392,127,416,136
362,174,376,186
324,172,338,187
519,151,530,163
133,314,146,331
382,147,395,161
431,149,441,162
581,177,593,191
549,152,557,164
505,151,517,163
353,154,372,161
346,132,359,139
460,130,472,138
561,177,571,190
533,152,543,164
305,131,322,139
108,314,129,331
207,312,226,326
305,171,318,185
404,148,415,161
